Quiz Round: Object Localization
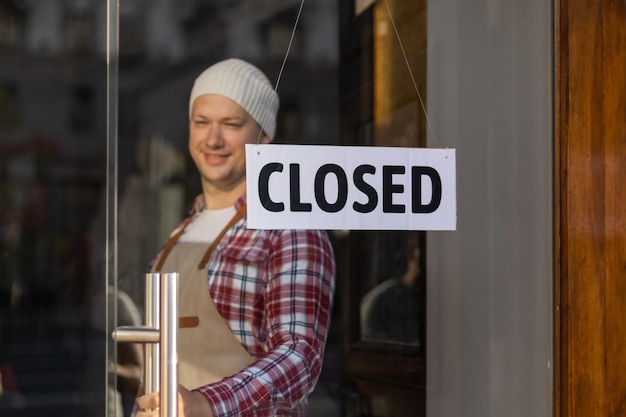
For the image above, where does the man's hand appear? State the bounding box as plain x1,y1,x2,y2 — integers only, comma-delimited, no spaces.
136,385,215,417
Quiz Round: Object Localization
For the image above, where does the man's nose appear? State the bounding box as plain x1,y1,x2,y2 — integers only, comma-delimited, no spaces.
204,124,224,148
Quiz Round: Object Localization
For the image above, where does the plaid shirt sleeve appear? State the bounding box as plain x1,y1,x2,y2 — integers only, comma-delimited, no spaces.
195,227,336,417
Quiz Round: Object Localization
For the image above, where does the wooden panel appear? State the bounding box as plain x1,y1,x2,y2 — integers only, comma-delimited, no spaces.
354,379,424,417
601,2,626,415
373,0,427,148
555,1,626,416
344,347,424,388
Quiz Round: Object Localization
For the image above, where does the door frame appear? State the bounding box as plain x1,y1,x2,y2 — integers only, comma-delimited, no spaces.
555,1,626,416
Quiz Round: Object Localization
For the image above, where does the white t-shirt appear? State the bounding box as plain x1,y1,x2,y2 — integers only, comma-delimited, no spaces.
178,206,236,244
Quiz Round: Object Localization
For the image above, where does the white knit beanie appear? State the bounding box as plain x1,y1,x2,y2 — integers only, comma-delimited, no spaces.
189,58,280,140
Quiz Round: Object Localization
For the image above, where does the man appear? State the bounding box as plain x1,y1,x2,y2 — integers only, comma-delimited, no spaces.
136,58,336,417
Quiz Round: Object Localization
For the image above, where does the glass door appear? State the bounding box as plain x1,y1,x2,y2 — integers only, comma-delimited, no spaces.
108,1,343,417
1,1,343,417
110,0,344,293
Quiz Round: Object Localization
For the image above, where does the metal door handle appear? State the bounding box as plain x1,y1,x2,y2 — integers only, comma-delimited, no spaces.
113,272,179,417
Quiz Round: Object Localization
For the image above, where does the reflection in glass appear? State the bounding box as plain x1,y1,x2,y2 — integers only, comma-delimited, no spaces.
358,231,424,348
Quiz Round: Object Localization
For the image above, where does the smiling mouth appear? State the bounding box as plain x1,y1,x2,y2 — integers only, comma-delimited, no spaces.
204,153,229,164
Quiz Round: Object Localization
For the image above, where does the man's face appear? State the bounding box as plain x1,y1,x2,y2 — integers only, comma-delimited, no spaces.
189,94,270,194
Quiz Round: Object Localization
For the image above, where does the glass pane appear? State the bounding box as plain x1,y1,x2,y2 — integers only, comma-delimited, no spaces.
114,1,341,417
341,1,553,416
0,1,109,416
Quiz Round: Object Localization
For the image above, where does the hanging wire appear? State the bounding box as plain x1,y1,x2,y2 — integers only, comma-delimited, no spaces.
258,0,441,148
275,0,305,93
257,0,306,144
383,0,442,148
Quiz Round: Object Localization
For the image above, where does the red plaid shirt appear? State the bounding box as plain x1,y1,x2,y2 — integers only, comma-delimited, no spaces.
157,194,336,417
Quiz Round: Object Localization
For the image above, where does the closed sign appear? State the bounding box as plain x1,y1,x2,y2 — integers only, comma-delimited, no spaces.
245,144,456,230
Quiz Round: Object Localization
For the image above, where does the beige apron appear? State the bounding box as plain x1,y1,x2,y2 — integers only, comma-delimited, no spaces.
152,206,253,390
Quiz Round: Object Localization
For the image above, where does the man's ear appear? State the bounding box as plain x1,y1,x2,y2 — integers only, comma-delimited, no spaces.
260,134,271,144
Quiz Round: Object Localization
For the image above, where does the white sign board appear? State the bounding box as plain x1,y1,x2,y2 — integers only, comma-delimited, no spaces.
245,144,456,231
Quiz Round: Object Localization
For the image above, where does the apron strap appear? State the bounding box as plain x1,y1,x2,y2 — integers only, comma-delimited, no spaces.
153,203,247,272
153,217,194,272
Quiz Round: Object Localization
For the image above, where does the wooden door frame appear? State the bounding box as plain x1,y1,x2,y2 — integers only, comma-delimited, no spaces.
555,1,626,416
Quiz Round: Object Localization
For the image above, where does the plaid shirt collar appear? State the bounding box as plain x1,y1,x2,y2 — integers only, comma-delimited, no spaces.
191,193,247,215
